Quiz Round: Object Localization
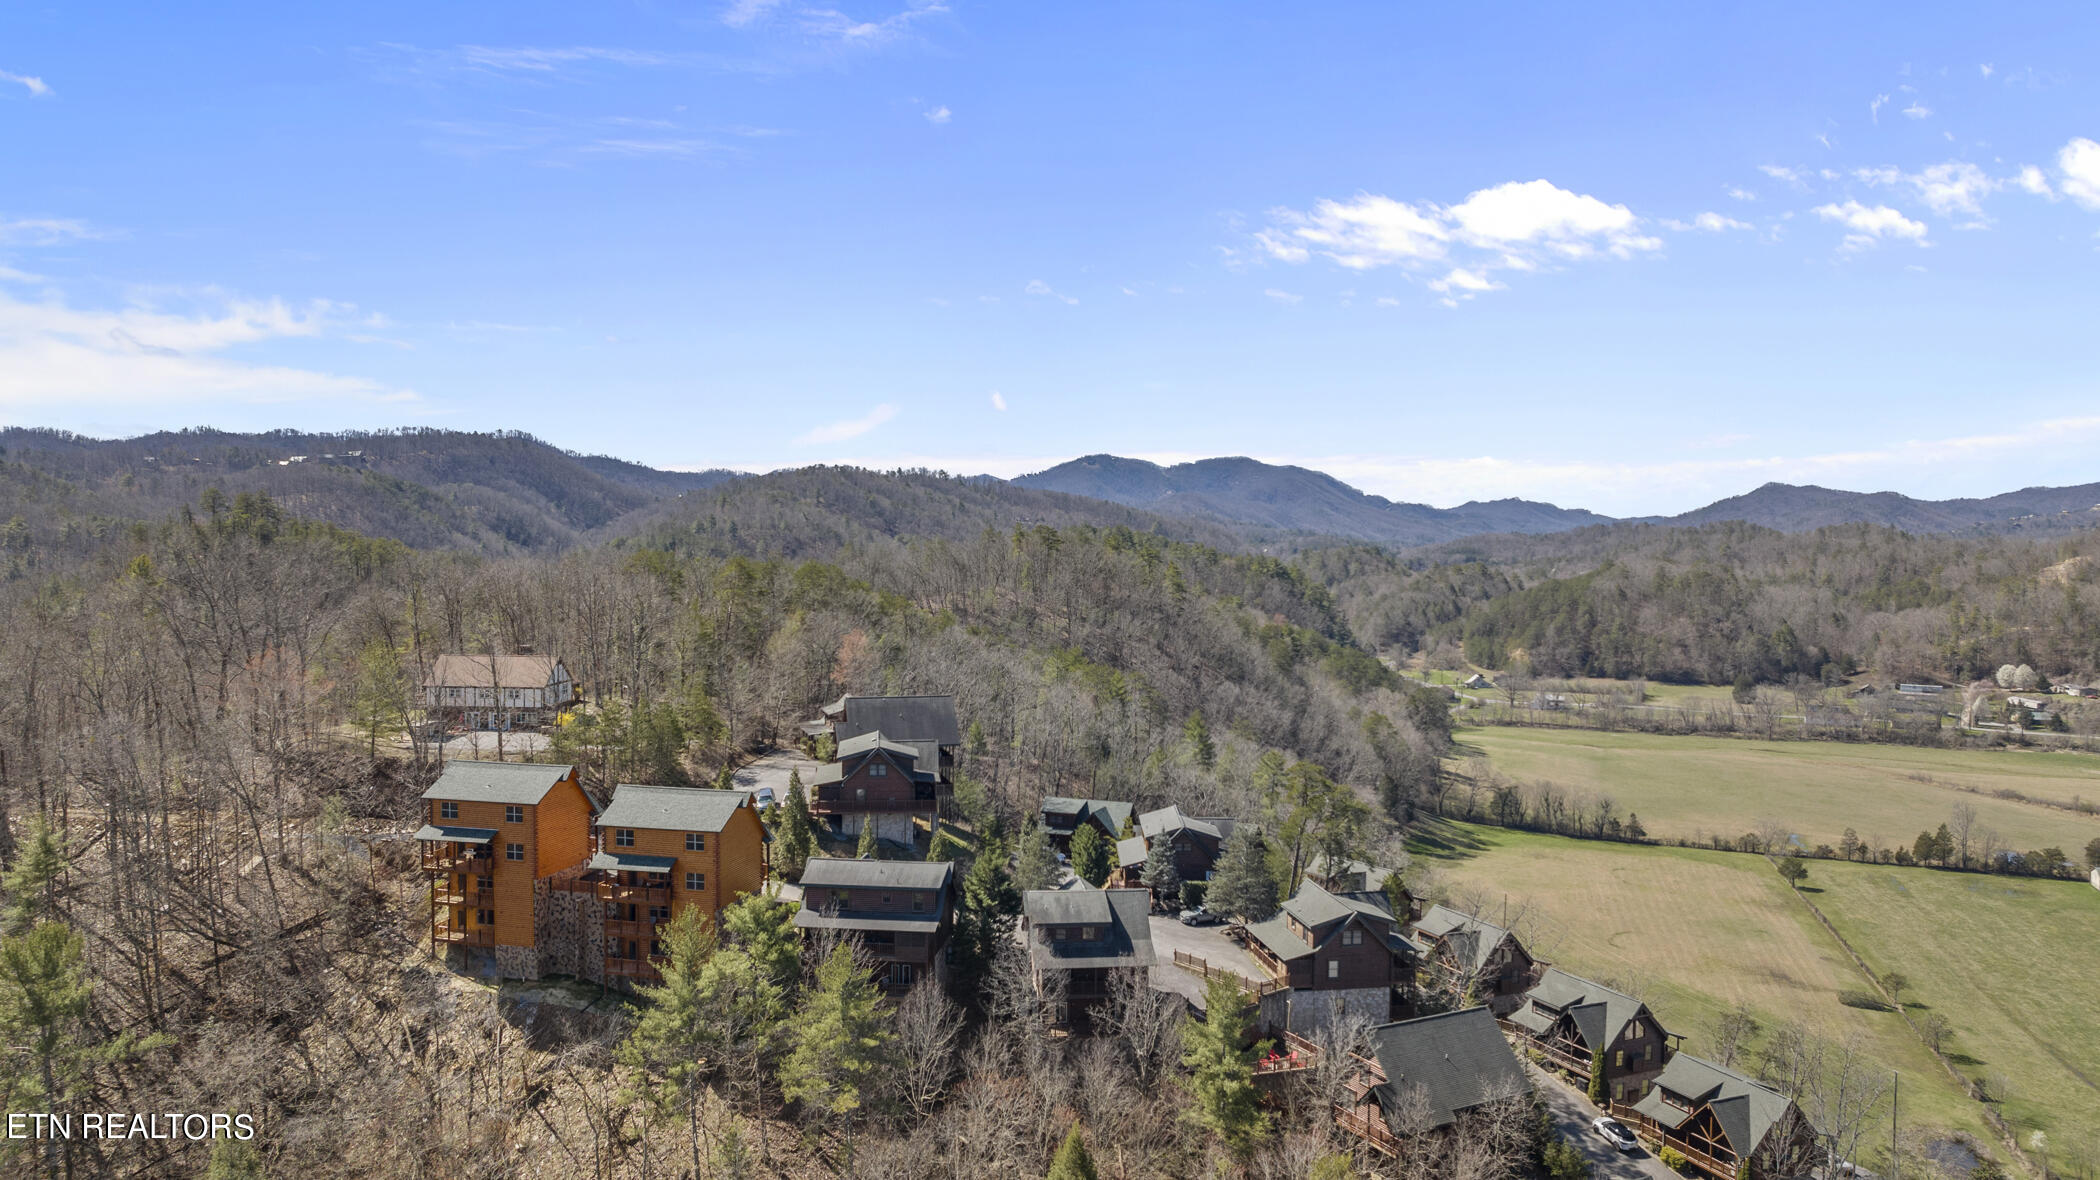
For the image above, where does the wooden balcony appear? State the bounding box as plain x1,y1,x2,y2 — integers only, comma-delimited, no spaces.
1608,1106,1737,1180
421,845,494,873
596,879,670,905
1333,1108,1402,1156
605,955,663,980
432,885,493,907
808,792,937,814
604,917,665,939
434,923,495,947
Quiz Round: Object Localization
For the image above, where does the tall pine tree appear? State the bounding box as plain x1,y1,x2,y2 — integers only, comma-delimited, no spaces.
1205,833,1279,921
1180,973,1269,1157
1046,1123,1100,1180
1070,824,1112,888
780,941,893,1155
619,907,720,1180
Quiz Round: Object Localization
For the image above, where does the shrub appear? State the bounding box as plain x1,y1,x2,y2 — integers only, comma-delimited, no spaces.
1658,1146,1689,1173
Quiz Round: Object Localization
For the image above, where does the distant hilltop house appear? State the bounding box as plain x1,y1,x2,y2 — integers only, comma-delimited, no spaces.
2007,694,2049,711
423,653,579,731
1895,682,1946,696
1461,672,1492,690
803,694,961,845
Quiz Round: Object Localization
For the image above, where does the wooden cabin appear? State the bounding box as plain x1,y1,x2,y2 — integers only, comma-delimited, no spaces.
1038,796,1133,852
1409,904,1538,1014
1620,1053,1819,1179
1507,968,1675,1102
1335,1007,1530,1154
807,731,942,847
584,784,770,987
415,761,592,980
1244,879,1420,1035
422,653,578,730
794,858,956,992
1020,888,1155,1031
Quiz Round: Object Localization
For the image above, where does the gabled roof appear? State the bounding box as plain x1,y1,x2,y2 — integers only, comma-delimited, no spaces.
1282,878,1395,933
1305,853,1392,893
1631,1053,1801,1156
1040,796,1134,835
798,857,955,892
1244,915,1315,961
1022,888,1154,970
1116,836,1149,869
834,695,961,746
1366,1007,1528,1132
836,730,921,761
1252,879,1416,962
595,784,751,833
1137,805,1228,843
1520,968,1655,1051
1411,904,1518,974
424,653,563,689
422,761,576,806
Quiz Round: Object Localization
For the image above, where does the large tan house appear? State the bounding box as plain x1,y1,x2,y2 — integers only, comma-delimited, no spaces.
415,761,593,979
581,784,771,987
422,653,579,730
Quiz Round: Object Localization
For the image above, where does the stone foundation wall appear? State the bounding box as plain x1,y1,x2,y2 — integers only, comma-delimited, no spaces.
534,882,606,985
493,943,542,981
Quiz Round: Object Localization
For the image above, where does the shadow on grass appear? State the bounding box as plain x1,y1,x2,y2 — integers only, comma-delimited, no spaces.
1946,1052,1983,1067
1406,817,1502,863
1796,885,1826,894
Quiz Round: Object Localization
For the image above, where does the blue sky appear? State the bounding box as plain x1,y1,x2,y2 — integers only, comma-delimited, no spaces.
5,2,2100,515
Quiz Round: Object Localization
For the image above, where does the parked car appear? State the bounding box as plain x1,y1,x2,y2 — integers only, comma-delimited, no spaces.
753,786,776,811
1590,1116,1638,1152
1178,907,1219,926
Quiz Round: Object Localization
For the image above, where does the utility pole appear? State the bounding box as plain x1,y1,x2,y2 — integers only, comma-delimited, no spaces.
1890,1069,1900,1180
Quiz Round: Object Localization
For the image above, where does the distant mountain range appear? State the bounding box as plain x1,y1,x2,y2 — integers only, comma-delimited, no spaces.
1013,454,2100,545
4,429,2096,556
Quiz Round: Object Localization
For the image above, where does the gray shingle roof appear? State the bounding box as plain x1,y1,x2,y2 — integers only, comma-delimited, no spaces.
797,857,955,892
415,823,497,844
1520,968,1653,1052
1631,1053,1800,1156
1023,888,1154,970
1367,1007,1529,1132
1040,797,1134,835
834,695,961,746
422,761,577,806
591,850,677,873
1137,805,1228,843
1244,915,1314,961
835,731,920,761
1116,836,1148,869
1411,904,1516,974
595,784,751,833
793,910,945,934
424,653,563,690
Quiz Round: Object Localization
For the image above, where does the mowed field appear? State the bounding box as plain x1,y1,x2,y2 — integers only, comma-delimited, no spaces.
1808,860,2100,1140
1457,726,2100,855
1410,823,1999,1147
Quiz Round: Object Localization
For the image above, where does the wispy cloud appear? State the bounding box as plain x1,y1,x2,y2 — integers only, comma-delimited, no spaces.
923,105,951,125
1758,164,1809,190
1263,288,1303,304
1726,186,1757,202
795,403,897,445
1812,200,1928,251
989,391,1007,411
1257,178,1659,303
1,69,50,97
0,216,114,246
1024,279,1078,305
1870,94,1890,123
795,1,949,45
1902,101,1931,120
2060,138,2100,209
721,0,790,27
1662,212,1754,233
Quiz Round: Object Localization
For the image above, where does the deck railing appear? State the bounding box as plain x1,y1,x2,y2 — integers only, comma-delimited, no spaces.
808,794,937,814
434,923,495,947
1333,1108,1402,1155
420,845,494,873
595,880,671,904
1172,950,1286,997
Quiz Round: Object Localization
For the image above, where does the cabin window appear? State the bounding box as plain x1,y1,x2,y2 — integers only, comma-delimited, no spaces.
1079,926,1097,941
440,801,459,820
871,763,888,777
686,872,706,892
615,829,635,848
505,805,523,824
1615,1050,1625,1068
1341,928,1363,946
882,894,892,906
686,832,705,851
1327,960,1340,980
1629,1019,1643,1038
648,906,669,922
506,843,524,861
890,962,915,987
476,874,492,890
477,908,495,926
912,895,924,913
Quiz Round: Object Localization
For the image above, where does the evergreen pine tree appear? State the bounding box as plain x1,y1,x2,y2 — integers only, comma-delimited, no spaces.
619,907,720,1180
925,817,944,861
717,890,802,990
779,770,816,880
1587,1045,1608,1104
715,762,737,790
1205,833,1279,921
950,839,1020,1008
856,817,879,859
1183,710,1216,770
1045,1123,1100,1180
1180,973,1269,1157
1013,822,1060,893
780,941,893,1147
206,1140,266,1180
1070,824,1112,887
1139,838,1182,908
2,816,66,935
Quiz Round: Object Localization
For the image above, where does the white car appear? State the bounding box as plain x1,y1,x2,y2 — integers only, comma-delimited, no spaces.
753,786,776,811
1591,1116,1639,1152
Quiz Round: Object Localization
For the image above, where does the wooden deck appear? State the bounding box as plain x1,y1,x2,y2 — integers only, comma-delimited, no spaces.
1333,1108,1402,1156
1172,949,1285,998
1607,1104,1738,1179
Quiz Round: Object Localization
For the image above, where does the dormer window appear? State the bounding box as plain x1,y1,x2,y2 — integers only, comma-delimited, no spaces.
870,763,888,777
1341,927,1363,946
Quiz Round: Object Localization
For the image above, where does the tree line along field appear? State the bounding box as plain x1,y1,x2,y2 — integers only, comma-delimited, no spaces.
1455,725,2100,856
1407,823,2096,1161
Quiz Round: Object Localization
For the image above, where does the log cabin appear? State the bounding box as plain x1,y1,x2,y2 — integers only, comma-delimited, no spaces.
1507,967,1675,1103
1408,904,1538,1014
1244,879,1422,1035
807,731,942,848
1038,796,1134,852
1334,1006,1530,1154
793,858,956,993
578,784,770,988
1620,1053,1820,1179
415,760,592,980
422,653,578,731
1020,887,1155,1031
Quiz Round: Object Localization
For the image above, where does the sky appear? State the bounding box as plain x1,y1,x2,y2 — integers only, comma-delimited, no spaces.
5,2,2100,516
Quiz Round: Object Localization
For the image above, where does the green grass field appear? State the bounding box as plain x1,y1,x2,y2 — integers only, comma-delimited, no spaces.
1807,860,2100,1140
1407,823,2033,1153
1456,726,2100,856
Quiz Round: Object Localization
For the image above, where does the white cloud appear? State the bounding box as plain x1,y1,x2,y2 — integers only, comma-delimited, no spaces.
0,216,111,245
453,45,679,74
1813,200,1928,250
721,0,788,27
1727,186,1757,202
797,2,948,45
2059,138,2100,209
0,289,414,410
0,266,43,282
1980,63,1994,79
583,137,718,157
1,70,50,97
1258,178,1656,302
1024,279,1078,305
1427,268,1501,294
1902,101,1931,120
989,391,1006,411
1855,161,1997,217
1870,94,1890,123
793,402,897,445
1664,212,1753,233
1263,288,1303,304
923,105,951,125
1758,164,1808,189
2013,165,2052,197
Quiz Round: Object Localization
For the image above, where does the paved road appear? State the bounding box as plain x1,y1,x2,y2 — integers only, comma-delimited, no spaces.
1530,1065,1676,1180
1147,913,1266,1013
732,748,819,802
438,730,551,760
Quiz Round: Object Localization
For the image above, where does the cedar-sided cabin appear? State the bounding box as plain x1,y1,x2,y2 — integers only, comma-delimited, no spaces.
422,653,579,730
1021,888,1155,1031
804,695,961,792
1623,1054,1820,1179
415,761,593,980
1135,805,1235,881
1408,904,1538,1014
1334,1006,1530,1155
1508,968,1675,1103
1244,879,1421,1035
794,858,956,993
583,784,771,987
807,731,942,847
1038,796,1134,852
